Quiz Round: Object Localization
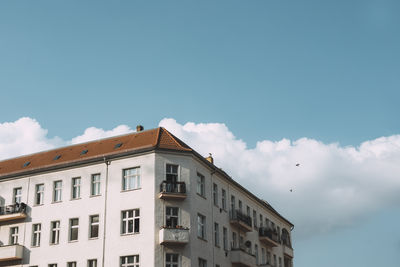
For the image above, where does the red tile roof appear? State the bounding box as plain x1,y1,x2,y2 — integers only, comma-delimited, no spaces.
0,127,191,178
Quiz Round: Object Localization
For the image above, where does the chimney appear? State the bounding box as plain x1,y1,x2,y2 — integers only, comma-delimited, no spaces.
136,125,144,132
205,153,214,164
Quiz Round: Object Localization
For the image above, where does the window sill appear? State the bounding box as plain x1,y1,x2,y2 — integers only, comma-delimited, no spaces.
196,193,207,200
49,243,59,246
197,236,207,242
70,197,81,201
89,194,101,198
33,204,44,207
120,232,140,236
51,201,62,204
68,240,79,243
89,237,99,240
120,188,142,193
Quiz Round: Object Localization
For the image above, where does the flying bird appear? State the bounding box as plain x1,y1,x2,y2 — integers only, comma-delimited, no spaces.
290,189,293,192
295,163,300,167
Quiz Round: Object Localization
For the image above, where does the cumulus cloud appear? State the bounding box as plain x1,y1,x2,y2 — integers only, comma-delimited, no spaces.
159,118,400,238
2,117,400,239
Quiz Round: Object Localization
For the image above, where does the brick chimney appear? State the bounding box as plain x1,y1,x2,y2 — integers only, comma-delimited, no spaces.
136,125,144,132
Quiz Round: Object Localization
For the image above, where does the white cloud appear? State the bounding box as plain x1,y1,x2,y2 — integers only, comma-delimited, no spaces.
2,117,400,239
159,118,400,238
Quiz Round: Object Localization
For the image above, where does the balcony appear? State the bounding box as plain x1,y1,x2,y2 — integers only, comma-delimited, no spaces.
159,227,189,245
283,245,294,258
258,227,279,247
229,210,252,232
159,181,187,200
0,203,27,223
0,244,23,262
230,246,256,267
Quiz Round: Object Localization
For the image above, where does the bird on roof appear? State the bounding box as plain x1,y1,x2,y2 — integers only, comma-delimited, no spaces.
295,163,300,166
290,189,293,192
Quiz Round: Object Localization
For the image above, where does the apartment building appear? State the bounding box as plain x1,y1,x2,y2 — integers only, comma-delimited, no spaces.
0,126,294,267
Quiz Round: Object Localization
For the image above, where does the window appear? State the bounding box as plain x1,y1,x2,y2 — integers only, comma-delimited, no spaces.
89,215,100,238
166,207,179,228
32,223,41,247
223,227,228,250
121,209,140,234
197,213,206,239
48,264,57,267
9,227,18,245
165,253,178,267
255,244,259,264
53,180,62,202
166,164,178,182
232,231,237,248
88,259,97,267
120,255,139,267
221,189,226,210
13,187,22,204
123,167,141,190
197,173,205,197
246,206,250,217
259,214,263,228
261,248,266,264
198,258,207,267
253,210,257,228
71,177,81,199
35,184,44,205
238,200,242,212
273,254,277,267
279,257,282,267
214,222,219,247
91,174,101,196
50,221,60,244
213,183,218,205
231,195,235,211
267,251,271,264
69,218,79,241
67,262,77,267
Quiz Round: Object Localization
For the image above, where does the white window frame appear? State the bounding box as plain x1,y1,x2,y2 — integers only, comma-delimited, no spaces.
13,187,22,204
165,207,179,228
50,220,60,245
122,167,141,191
53,180,62,202
32,223,41,247
91,174,101,196
120,255,139,267
213,183,218,206
9,227,19,245
121,209,140,234
198,258,207,267
67,262,77,267
71,177,81,199
69,218,79,241
196,173,205,197
197,213,206,239
87,259,97,267
223,227,228,251
165,253,179,267
35,184,44,205
89,214,100,239
221,189,226,210
214,222,219,247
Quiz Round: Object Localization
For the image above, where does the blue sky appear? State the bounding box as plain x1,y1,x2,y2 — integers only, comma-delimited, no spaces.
1,0,400,266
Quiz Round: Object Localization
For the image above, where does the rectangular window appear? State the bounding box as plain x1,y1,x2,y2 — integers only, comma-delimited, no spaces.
71,177,81,199
67,262,77,267
165,253,178,267
213,183,218,206
166,207,179,228
198,258,207,267
69,218,79,241
91,174,101,196
231,195,235,211
13,187,22,204
261,248,266,264
246,206,250,217
35,184,44,205
197,213,206,239
214,222,219,247
267,251,271,264
32,223,41,247
221,189,226,210
223,227,228,251
238,200,242,212
197,173,205,197
89,215,100,238
273,255,277,267
255,244,259,264
253,210,257,228
279,257,282,267
121,209,140,234
166,164,178,182
120,255,139,267
259,214,263,228
53,180,62,202
50,221,60,244
88,259,97,267
48,264,57,267
232,231,237,248
123,167,141,191
9,227,18,245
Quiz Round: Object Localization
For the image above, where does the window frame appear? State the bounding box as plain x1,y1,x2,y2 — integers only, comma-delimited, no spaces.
197,213,206,240
91,174,101,196
53,180,63,203
120,255,139,267
196,172,205,197
31,223,41,247
35,184,44,205
69,218,79,242
121,209,140,235
9,226,19,245
71,177,81,200
50,220,60,245
165,253,179,267
89,214,100,239
213,183,218,206
13,187,22,204
122,167,141,191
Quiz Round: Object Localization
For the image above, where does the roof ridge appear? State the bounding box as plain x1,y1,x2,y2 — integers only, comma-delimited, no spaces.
159,127,191,151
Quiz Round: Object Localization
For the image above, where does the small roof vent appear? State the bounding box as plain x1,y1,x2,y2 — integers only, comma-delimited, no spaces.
80,149,88,155
54,155,61,160
23,161,31,167
114,143,123,149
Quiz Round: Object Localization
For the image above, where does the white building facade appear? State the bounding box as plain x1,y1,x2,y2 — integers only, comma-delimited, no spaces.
0,127,294,267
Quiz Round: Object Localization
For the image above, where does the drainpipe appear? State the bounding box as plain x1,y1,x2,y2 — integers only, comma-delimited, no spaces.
101,157,111,267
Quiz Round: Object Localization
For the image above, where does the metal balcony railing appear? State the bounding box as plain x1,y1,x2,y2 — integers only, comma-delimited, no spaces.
0,203,27,216
159,181,186,194
230,209,252,228
259,227,279,243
